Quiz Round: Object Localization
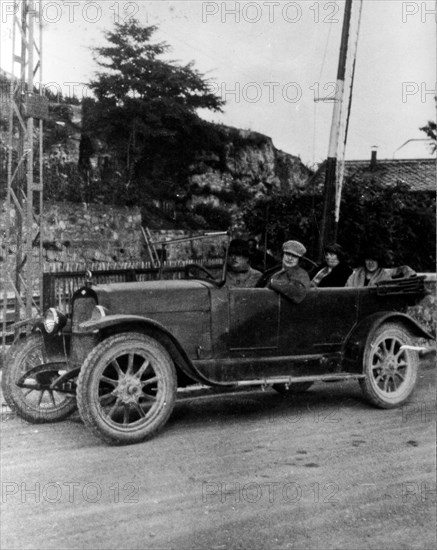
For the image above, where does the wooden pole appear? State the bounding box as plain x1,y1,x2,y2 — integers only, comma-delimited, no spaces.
318,0,353,261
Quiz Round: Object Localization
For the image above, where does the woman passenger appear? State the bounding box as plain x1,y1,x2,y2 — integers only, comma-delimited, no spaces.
345,247,416,287
311,243,352,287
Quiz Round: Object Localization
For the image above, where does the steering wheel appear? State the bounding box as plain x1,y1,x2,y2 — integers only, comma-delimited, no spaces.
255,264,282,288
184,264,221,286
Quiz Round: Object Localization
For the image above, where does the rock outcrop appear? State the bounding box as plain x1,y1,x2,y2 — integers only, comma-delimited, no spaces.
0,72,313,231
185,127,312,229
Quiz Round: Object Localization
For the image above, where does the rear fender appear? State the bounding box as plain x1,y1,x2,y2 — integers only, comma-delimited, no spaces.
78,315,226,387
342,312,434,374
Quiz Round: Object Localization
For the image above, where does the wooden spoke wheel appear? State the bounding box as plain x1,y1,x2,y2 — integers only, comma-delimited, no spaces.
1,334,77,423
360,323,418,408
77,333,177,445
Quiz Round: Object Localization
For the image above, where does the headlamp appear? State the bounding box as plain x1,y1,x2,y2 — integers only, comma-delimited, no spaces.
43,308,67,333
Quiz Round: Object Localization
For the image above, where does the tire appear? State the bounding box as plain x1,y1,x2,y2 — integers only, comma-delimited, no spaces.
77,332,177,445
273,382,313,395
1,333,77,423
359,322,418,408
1,340,22,410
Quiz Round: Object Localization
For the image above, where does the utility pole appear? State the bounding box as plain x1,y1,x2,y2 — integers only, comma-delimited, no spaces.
318,0,353,261
2,1,47,357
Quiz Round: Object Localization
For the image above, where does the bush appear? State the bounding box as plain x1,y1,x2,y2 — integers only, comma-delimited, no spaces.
192,203,232,230
243,179,436,272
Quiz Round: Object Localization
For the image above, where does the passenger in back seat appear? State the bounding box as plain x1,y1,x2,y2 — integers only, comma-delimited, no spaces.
311,243,352,287
346,247,416,287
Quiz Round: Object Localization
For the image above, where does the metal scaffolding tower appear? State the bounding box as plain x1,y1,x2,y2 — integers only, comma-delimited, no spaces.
2,0,47,355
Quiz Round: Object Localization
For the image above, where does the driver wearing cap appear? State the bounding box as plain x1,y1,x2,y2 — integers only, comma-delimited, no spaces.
268,240,310,303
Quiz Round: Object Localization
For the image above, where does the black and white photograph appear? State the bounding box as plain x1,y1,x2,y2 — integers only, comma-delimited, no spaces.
1,1,436,548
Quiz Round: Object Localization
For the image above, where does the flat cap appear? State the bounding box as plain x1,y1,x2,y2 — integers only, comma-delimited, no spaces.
282,240,306,257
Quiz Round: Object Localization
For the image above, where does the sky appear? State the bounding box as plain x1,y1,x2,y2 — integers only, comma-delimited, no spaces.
1,0,436,166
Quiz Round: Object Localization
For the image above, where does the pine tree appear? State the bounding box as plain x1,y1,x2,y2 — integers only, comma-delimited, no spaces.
86,19,224,201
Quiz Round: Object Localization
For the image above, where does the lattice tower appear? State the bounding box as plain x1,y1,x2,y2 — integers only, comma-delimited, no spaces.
2,1,47,354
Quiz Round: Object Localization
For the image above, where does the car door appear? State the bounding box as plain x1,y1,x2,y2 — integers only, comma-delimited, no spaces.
227,288,281,353
195,286,280,383
278,287,360,355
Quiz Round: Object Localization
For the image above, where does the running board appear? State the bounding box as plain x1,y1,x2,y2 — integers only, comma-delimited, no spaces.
177,373,364,398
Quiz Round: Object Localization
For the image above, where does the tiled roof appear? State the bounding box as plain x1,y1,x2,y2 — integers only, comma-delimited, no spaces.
314,158,436,192
345,158,435,192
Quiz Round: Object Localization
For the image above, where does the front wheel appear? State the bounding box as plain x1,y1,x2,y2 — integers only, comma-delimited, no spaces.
1,334,77,423
77,333,177,445
359,322,418,408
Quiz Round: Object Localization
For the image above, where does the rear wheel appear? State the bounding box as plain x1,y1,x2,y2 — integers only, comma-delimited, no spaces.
273,382,313,395
1,334,77,423
77,332,177,445
360,322,418,408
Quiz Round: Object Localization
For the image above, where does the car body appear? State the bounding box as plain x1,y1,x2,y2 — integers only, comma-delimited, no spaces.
2,267,432,445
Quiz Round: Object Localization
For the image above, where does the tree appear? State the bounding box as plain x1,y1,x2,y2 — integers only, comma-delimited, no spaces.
338,178,435,270
420,120,436,153
84,19,224,204
242,186,323,260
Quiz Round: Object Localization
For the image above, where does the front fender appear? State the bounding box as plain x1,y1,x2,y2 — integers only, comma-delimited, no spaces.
342,312,434,373
78,314,230,387
78,314,167,334
34,318,71,363
4,317,69,365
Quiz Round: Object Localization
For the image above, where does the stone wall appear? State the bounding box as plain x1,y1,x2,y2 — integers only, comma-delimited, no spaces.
0,202,229,278
0,202,143,277
42,202,142,264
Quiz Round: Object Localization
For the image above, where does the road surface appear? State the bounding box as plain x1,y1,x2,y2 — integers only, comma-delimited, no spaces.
1,359,435,550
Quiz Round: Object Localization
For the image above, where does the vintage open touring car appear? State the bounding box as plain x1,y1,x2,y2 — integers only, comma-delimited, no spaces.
2,260,433,445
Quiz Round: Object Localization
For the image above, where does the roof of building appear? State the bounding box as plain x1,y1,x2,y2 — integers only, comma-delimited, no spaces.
346,157,435,192
313,157,436,192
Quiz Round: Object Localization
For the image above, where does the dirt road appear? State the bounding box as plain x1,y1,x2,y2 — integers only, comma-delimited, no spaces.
1,360,435,550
